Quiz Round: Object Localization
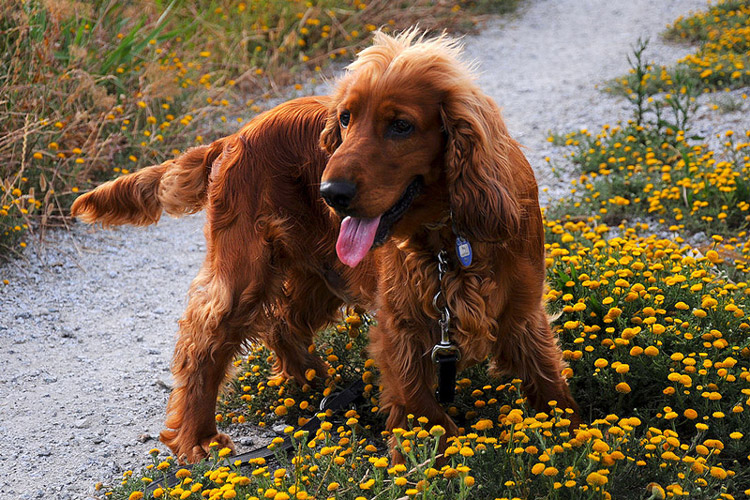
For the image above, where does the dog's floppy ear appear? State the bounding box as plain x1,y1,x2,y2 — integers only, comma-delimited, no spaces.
320,107,342,154
440,92,521,242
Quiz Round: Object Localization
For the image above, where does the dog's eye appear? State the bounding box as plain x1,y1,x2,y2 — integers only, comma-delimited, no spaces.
388,119,414,137
339,110,351,129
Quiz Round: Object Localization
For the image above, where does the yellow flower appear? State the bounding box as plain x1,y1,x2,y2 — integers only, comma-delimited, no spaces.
710,467,727,480
630,346,644,356
474,419,493,431
586,472,608,486
615,382,631,393
644,346,659,357
128,493,144,500
646,483,665,499
592,440,609,453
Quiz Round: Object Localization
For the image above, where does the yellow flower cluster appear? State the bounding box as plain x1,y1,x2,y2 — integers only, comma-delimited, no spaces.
667,0,750,89
555,124,750,241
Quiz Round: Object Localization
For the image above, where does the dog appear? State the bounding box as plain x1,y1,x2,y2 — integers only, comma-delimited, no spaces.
72,29,579,463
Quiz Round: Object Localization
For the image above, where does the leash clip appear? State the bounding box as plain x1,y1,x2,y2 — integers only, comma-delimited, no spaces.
431,340,461,364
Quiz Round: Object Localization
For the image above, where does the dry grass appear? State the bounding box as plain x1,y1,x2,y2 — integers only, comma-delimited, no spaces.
0,0,515,258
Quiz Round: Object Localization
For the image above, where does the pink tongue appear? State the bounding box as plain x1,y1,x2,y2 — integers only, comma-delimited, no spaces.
336,215,382,267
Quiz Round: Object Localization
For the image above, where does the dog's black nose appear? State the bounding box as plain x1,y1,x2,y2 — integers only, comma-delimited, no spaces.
320,180,357,212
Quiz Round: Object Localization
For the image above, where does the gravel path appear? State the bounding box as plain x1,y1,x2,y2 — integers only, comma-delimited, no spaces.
2,0,744,497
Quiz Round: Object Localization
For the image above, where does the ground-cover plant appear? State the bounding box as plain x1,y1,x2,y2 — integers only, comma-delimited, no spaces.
0,0,509,258
549,38,750,241
103,189,750,499
547,123,750,238
612,0,750,96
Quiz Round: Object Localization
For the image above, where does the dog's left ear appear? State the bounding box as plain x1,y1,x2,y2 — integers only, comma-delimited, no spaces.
320,108,342,154
440,92,521,242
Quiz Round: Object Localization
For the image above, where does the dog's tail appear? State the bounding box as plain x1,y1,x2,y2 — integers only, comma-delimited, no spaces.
71,142,224,227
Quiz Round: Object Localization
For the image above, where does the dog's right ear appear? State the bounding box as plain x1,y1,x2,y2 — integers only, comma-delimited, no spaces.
320,108,342,154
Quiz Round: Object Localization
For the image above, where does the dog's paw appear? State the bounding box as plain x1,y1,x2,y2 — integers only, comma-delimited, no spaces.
161,429,236,464
185,433,236,463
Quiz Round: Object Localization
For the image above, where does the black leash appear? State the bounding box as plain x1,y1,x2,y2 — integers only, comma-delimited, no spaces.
145,379,365,493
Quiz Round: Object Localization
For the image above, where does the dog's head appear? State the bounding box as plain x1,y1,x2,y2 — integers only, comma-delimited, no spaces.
321,30,522,268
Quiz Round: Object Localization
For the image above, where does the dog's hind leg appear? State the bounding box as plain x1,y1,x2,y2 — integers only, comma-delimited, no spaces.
264,270,343,386
159,237,284,463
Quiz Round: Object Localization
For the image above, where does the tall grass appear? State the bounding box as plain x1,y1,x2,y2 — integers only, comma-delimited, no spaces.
0,0,510,258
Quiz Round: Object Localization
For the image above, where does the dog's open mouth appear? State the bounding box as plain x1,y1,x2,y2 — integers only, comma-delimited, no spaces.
336,177,423,267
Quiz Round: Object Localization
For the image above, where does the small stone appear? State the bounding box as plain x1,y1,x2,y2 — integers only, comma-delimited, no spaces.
75,417,92,429
155,376,173,391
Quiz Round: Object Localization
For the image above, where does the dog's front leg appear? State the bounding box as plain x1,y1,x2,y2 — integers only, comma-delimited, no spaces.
369,322,459,464
492,309,582,427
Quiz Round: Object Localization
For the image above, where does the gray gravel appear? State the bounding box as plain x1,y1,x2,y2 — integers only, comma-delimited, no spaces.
1,0,747,498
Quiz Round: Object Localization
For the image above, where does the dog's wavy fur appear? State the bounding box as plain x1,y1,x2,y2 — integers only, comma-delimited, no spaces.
72,30,579,463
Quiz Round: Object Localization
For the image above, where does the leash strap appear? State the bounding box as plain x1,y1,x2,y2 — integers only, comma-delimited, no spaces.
434,350,458,404
146,379,365,493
